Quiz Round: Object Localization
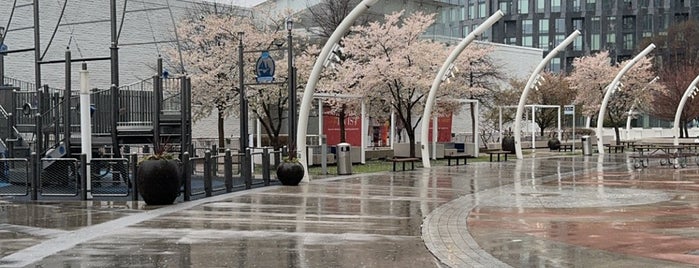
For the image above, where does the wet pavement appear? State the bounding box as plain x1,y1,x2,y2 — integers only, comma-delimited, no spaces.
2,153,699,267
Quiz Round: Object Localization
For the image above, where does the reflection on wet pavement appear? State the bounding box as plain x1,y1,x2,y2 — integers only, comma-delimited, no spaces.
2,154,699,267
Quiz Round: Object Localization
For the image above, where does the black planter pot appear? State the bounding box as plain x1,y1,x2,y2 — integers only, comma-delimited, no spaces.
276,162,304,186
548,138,561,150
137,159,182,205
501,136,515,152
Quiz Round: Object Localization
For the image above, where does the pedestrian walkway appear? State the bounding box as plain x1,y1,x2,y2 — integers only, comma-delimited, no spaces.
2,154,699,267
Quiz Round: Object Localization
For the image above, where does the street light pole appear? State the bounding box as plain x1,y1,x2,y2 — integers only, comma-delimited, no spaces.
0,26,5,85
286,18,296,156
238,32,248,152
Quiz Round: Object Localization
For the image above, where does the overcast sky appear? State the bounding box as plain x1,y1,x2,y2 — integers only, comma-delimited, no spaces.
204,0,266,7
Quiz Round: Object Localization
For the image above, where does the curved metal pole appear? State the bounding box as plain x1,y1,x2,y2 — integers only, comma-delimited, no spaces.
673,74,699,145
596,44,655,152
626,76,659,140
419,11,503,167
296,0,379,182
514,31,580,159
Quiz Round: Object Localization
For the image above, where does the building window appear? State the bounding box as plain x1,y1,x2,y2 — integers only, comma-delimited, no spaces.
537,0,545,12
555,34,565,45
479,3,486,18
591,17,601,33
505,37,516,44
573,35,583,50
522,19,533,34
587,0,597,10
499,0,512,14
505,20,517,37
572,18,584,31
522,35,533,47
539,19,549,33
607,33,616,47
551,0,561,12
539,35,550,49
607,16,617,32
463,26,470,36
623,33,634,50
550,57,561,73
519,0,528,14
603,0,614,10
591,34,601,50
655,0,664,8
642,16,653,31
571,0,582,12
639,0,649,8
555,18,565,33
623,0,633,9
622,16,635,31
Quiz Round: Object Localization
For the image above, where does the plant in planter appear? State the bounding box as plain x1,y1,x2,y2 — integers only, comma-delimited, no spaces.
137,143,182,205
276,145,304,186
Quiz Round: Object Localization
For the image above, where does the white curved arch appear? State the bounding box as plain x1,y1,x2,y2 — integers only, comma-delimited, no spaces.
596,44,655,153
673,74,699,145
419,11,503,168
513,31,580,159
296,0,379,182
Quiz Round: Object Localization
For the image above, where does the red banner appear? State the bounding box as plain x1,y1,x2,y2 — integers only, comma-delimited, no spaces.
323,114,362,146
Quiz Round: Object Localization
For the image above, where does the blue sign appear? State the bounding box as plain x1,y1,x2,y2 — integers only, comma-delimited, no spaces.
255,51,275,83
0,43,7,52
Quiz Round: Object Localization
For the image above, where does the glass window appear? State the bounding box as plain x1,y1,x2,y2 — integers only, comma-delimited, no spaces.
572,0,582,11
505,20,517,36
519,0,528,14
623,33,634,50
607,33,616,46
537,0,546,12
587,0,597,10
573,36,583,50
499,0,512,14
642,16,652,31
655,0,664,8
505,37,516,44
468,4,474,19
623,16,635,31
623,0,633,9
639,0,649,7
550,57,561,73
479,3,486,18
463,26,471,36
551,0,561,12
522,36,533,47
522,19,533,34
591,34,601,50
539,19,549,33
607,16,617,32
572,18,584,31
591,17,601,33
539,35,550,49
555,34,565,45
555,18,565,33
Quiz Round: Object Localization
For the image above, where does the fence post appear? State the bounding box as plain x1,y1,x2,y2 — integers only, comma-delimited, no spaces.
204,150,212,197
131,153,139,202
30,152,38,200
183,152,191,201
262,147,270,186
224,149,232,193
245,148,252,189
80,154,87,200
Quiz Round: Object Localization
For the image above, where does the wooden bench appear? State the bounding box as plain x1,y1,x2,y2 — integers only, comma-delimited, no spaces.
444,153,472,166
486,150,511,162
604,144,625,153
558,144,573,152
387,157,420,171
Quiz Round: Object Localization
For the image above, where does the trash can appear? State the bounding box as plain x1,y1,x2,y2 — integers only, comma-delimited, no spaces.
337,143,352,175
581,135,592,156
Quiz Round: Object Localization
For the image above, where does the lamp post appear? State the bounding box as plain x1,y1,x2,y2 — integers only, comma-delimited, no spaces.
0,26,5,85
238,32,248,152
286,18,296,155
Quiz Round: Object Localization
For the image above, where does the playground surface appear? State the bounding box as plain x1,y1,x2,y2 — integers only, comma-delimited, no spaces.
2,153,699,267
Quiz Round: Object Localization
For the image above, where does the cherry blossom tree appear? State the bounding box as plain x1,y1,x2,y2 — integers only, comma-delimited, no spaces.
339,11,495,157
166,9,307,149
567,51,662,143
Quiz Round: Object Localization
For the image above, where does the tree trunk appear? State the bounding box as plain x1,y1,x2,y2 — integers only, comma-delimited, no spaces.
469,103,476,143
613,126,620,145
339,104,347,143
218,110,225,148
407,129,416,158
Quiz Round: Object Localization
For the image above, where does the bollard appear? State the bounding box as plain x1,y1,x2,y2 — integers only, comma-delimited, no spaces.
274,148,281,169
262,147,270,186
183,152,191,201
30,152,38,200
204,150,212,197
131,154,139,201
244,148,252,189
224,149,232,193
80,154,87,200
